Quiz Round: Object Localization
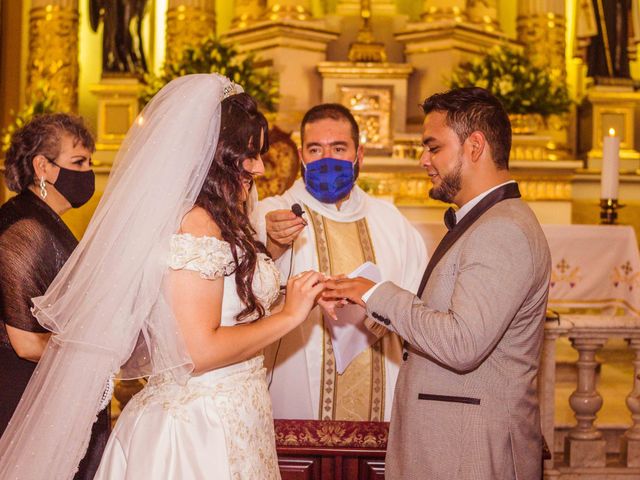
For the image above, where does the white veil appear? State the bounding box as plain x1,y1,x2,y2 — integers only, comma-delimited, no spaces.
0,74,239,479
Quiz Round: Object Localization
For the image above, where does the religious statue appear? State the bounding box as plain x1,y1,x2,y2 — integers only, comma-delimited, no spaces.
576,0,640,82
89,0,148,75
254,127,299,199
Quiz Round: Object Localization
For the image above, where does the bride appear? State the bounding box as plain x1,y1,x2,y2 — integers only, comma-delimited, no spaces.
0,74,324,479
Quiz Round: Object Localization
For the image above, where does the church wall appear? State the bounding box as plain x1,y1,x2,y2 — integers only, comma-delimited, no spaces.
77,0,101,134
498,0,516,38
215,0,232,37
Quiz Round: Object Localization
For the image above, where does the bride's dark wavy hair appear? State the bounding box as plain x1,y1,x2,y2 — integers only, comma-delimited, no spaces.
196,92,270,323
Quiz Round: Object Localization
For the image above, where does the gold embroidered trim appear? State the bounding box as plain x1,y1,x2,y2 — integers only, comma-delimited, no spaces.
308,207,334,420
307,207,384,420
369,340,384,421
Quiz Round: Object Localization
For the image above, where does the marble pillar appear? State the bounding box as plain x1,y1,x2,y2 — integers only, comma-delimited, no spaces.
565,337,607,467
621,337,640,467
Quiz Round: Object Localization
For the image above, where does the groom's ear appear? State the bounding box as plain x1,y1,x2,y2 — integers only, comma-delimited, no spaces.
466,131,486,163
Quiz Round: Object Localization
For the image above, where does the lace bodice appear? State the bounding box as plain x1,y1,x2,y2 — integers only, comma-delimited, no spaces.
168,233,280,324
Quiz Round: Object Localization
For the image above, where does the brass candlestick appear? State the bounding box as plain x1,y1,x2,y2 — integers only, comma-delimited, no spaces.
600,198,622,224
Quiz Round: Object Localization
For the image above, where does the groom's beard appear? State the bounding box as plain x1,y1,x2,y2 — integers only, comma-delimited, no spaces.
429,156,463,204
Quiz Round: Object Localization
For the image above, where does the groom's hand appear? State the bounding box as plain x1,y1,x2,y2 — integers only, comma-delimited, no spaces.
322,276,375,308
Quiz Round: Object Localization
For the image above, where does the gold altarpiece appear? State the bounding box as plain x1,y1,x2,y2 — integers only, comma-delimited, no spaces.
26,0,79,114
3,0,640,231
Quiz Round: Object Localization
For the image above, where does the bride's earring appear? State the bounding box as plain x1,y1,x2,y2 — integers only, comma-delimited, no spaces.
39,176,47,199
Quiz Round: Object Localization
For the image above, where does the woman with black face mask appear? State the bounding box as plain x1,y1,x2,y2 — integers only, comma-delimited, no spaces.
0,113,108,480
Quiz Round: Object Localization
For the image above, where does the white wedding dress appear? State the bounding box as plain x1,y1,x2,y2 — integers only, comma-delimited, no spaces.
94,233,282,479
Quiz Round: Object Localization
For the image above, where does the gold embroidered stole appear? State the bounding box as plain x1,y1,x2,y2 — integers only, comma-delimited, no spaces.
307,206,385,421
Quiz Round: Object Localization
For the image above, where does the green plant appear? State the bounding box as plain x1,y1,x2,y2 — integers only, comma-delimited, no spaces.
449,47,571,117
140,36,278,112
2,82,59,154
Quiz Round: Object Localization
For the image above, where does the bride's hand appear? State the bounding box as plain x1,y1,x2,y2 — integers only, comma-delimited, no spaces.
282,271,325,325
316,274,347,321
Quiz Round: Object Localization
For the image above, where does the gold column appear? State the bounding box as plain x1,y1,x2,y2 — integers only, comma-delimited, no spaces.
467,0,499,32
27,0,79,113
517,0,566,81
264,0,311,21
231,0,264,28
166,0,216,64
515,0,569,162
420,0,467,22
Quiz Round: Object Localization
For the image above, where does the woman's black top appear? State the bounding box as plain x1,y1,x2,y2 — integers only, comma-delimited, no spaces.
0,189,110,479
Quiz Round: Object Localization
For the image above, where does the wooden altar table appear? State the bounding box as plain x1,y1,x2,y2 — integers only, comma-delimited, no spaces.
275,419,387,480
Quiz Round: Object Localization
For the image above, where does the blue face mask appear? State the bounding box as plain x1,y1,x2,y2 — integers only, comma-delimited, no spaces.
302,157,357,204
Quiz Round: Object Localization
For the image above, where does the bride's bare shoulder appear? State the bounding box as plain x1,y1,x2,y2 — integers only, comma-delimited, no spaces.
179,206,222,239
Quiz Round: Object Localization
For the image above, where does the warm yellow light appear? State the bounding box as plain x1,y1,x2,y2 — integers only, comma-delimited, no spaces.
609,128,616,136
137,116,145,126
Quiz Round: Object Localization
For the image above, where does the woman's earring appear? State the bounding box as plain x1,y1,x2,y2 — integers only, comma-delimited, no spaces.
39,176,47,199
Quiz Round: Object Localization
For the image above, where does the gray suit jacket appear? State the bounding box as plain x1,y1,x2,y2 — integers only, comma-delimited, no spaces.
367,198,551,480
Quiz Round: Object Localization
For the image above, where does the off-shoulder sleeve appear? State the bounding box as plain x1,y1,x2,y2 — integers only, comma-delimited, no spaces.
168,233,236,280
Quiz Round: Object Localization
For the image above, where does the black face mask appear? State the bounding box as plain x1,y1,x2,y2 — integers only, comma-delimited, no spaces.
50,162,96,208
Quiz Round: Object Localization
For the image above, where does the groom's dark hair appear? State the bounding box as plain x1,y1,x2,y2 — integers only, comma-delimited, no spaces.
422,87,512,170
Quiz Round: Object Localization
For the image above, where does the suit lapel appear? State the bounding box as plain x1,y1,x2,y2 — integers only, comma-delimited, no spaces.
416,182,521,297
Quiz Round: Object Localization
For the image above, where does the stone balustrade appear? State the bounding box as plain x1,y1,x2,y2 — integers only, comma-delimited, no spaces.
541,314,640,478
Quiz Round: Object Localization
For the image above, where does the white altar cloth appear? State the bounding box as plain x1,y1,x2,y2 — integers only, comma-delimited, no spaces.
412,222,640,317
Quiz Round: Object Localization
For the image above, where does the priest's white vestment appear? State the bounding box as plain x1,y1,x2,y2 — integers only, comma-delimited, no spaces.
255,179,427,420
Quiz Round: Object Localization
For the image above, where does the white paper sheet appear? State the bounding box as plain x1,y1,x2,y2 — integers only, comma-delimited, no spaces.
322,261,382,374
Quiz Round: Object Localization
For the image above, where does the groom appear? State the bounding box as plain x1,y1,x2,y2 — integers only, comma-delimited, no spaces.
325,87,551,479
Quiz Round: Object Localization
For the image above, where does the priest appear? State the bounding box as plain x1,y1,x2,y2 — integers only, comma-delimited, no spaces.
255,103,427,421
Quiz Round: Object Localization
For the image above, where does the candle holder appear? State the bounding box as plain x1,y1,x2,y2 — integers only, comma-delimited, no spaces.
599,198,623,224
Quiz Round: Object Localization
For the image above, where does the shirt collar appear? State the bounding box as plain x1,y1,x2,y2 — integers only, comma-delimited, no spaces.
455,180,516,223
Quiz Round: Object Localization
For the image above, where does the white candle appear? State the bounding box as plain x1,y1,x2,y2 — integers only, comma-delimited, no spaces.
600,128,620,199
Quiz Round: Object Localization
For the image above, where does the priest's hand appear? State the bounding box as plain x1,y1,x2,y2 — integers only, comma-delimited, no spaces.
322,276,375,308
266,209,307,260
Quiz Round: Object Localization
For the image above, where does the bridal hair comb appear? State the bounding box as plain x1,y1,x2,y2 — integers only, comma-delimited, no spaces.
222,83,239,100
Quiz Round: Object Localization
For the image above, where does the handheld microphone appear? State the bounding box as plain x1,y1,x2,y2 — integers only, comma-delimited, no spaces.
291,203,305,217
